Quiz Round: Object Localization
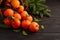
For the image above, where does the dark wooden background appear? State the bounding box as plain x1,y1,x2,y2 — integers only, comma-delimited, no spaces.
0,0,60,40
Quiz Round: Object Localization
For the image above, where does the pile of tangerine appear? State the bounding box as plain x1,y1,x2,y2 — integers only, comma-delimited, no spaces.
2,0,39,32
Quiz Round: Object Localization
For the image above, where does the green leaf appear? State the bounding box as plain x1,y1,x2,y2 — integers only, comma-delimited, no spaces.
40,13,44,18
46,9,51,13
24,0,51,18
38,0,46,3
34,18,42,22
44,9,51,17
41,25,45,30
45,13,51,17
13,29,20,32
22,30,28,36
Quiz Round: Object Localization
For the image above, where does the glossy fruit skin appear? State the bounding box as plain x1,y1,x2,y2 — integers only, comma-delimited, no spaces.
26,15,33,22
29,22,39,32
13,12,21,20
21,11,28,20
22,20,31,29
11,19,21,28
17,5,24,13
4,9,14,17
11,0,20,9
4,19,12,25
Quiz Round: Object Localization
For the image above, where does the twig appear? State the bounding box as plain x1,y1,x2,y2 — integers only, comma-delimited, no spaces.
0,9,4,18
20,0,24,6
25,0,28,10
0,0,2,5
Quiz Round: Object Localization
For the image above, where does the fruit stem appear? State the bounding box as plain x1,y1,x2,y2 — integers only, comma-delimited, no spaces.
20,0,24,6
26,14,29,17
25,0,28,10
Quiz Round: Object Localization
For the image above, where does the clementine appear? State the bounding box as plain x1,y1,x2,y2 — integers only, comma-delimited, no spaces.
21,11,28,20
22,20,31,29
11,0,20,9
29,22,39,32
26,15,33,22
4,9,14,17
13,12,21,20
17,5,24,13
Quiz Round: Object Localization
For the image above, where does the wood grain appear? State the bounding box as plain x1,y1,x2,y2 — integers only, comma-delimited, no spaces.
0,0,60,40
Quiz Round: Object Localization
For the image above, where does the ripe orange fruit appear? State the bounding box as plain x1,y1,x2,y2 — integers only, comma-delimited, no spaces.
4,1,9,5
4,9,14,17
11,19,21,28
4,18,12,25
17,5,24,13
29,22,39,32
22,20,31,29
11,0,20,9
6,0,11,3
26,15,33,22
13,12,21,20
21,11,28,20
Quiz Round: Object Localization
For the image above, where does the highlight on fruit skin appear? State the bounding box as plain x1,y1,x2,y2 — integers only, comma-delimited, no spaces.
22,20,31,29
11,0,20,9
0,0,41,34
20,11,28,20
13,12,21,20
4,9,14,17
11,19,21,28
29,22,39,32
17,5,24,13
25,15,33,22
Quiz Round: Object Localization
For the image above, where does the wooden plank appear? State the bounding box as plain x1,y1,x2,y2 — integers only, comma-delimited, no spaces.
40,0,60,33
0,0,60,40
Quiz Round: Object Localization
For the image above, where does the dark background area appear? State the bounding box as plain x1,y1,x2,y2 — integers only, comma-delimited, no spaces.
0,0,60,40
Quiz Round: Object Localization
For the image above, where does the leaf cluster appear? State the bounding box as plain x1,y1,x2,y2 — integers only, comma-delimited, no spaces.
24,0,51,18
